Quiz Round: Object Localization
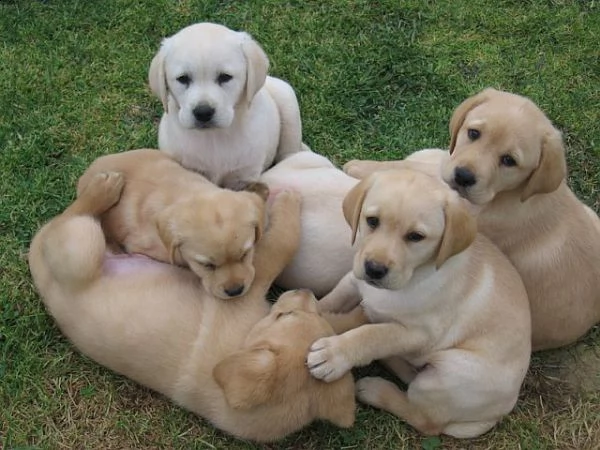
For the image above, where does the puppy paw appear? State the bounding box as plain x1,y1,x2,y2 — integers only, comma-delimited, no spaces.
80,171,125,213
307,336,352,383
356,376,394,407
343,160,370,179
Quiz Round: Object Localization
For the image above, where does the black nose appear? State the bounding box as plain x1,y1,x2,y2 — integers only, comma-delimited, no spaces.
364,260,388,280
454,167,477,187
224,284,244,297
193,104,215,123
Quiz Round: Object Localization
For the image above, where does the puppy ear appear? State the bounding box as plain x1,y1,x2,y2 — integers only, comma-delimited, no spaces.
240,32,269,105
149,40,169,113
449,88,495,153
213,348,277,409
316,374,356,428
342,175,375,245
436,196,477,269
244,181,270,203
156,213,181,264
520,128,566,202
242,187,268,243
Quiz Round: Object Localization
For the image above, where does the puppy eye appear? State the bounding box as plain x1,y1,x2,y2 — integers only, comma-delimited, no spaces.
202,262,216,271
217,73,233,85
176,74,191,86
467,128,480,141
500,154,517,167
276,311,293,319
405,231,425,242
366,216,379,229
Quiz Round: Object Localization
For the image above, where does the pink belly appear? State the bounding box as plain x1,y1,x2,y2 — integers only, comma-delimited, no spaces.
103,253,172,275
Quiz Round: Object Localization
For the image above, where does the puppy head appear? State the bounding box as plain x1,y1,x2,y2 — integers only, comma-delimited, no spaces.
213,289,355,440
442,88,567,204
343,170,477,289
148,22,268,130
157,185,268,299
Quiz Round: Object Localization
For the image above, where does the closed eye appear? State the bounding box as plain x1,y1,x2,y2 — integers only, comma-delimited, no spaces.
276,311,294,319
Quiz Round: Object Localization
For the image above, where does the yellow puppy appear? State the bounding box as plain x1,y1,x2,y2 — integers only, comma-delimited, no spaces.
29,173,355,442
311,169,531,438
78,149,268,300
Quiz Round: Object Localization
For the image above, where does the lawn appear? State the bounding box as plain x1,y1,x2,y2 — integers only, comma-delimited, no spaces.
1,0,599,449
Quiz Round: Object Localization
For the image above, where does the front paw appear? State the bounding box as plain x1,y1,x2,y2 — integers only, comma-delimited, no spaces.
307,336,352,383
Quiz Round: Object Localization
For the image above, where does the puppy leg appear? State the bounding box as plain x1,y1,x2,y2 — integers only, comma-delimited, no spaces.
380,356,418,384
31,172,124,287
321,305,369,334
343,160,406,179
318,272,361,313
250,190,302,292
356,377,442,436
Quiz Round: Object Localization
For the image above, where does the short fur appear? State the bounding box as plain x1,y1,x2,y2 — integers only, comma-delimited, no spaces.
441,88,600,350
260,148,358,297
29,174,355,443
149,22,303,189
77,149,269,300
310,169,531,438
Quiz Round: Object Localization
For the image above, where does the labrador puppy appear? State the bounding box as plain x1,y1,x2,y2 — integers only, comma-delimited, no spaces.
28,173,355,443
260,148,358,297
149,22,303,190
441,88,600,350
309,169,531,438
77,149,269,300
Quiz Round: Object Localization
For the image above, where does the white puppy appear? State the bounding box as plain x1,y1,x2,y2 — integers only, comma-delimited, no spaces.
260,149,358,297
149,22,303,189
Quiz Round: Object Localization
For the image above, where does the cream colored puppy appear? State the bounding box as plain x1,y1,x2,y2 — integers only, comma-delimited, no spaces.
77,149,269,300
441,88,600,350
309,169,531,438
29,174,355,443
149,22,303,189
260,149,358,297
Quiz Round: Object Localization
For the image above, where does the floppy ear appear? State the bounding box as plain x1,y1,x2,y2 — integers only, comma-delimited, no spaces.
316,374,356,428
436,196,477,269
244,181,270,202
240,32,269,105
243,187,268,242
449,88,495,153
213,348,277,409
148,41,169,113
520,128,566,202
342,175,375,245
156,212,181,264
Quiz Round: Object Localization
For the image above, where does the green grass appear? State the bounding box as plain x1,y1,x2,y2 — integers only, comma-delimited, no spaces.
1,0,599,448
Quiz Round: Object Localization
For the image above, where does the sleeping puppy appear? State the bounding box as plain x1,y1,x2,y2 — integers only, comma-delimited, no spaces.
260,148,358,297
28,173,355,443
149,22,303,190
77,149,269,300
441,88,600,350
309,169,531,438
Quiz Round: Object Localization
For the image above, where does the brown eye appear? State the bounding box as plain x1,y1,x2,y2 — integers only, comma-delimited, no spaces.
500,154,517,167
366,216,379,229
405,231,425,242
176,74,191,85
217,73,232,84
467,128,480,140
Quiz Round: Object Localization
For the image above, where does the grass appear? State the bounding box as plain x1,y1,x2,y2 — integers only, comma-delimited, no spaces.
1,0,599,448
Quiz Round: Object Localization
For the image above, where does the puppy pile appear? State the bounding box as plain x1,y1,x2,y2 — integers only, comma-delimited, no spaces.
29,22,600,444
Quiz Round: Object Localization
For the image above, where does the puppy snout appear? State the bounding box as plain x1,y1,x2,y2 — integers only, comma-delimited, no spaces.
454,166,477,187
224,284,245,298
193,104,215,123
364,260,389,280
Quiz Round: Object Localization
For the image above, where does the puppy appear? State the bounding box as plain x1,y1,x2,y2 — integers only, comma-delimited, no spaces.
28,173,355,443
77,149,269,300
441,88,600,350
149,22,303,190
260,148,358,297
309,169,531,438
